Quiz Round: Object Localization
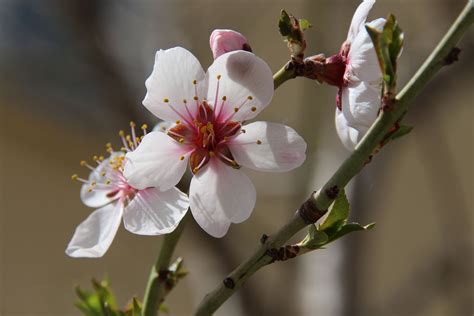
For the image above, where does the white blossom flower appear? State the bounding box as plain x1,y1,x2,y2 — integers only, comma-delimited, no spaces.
311,0,386,151
66,123,189,258
334,0,387,151
123,47,307,237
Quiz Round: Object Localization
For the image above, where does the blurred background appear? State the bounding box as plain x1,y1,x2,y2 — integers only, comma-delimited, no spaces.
0,0,472,315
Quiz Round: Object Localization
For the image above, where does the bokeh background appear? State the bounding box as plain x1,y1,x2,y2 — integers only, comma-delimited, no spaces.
0,0,472,315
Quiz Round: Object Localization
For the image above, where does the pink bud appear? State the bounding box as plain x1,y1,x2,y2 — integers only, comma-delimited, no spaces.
209,29,252,59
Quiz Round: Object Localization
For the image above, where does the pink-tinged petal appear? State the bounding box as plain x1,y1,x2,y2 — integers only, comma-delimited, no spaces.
227,121,307,172
65,202,123,258
123,131,192,191
189,159,256,238
347,0,376,43
123,187,189,235
341,81,381,128
210,29,251,59
206,51,274,122
348,18,386,82
335,108,369,151
143,47,207,123
80,153,122,208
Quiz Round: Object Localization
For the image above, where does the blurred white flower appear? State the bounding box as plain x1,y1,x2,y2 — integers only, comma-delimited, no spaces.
66,123,189,258
124,47,307,237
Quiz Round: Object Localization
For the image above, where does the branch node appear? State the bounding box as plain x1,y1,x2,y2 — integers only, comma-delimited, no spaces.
297,192,326,224
223,277,235,289
444,47,461,65
260,234,269,245
324,185,339,200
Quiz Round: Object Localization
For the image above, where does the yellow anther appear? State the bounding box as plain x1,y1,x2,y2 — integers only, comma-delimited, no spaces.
193,80,197,85
217,74,221,80
93,155,99,161
121,147,127,152
119,130,125,137
176,120,181,124
106,180,111,185
179,155,185,161
256,140,262,145
106,148,113,153
125,135,132,141
100,172,106,177
179,138,185,143
223,136,229,141
99,156,104,161
80,160,87,166
231,160,237,166
209,151,215,157
248,96,253,100
234,107,239,112
193,96,198,101
141,124,148,130
251,106,257,112
87,187,93,193
193,167,199,173
163,98,169,103
222,96,227,101
71,174,78,181
200,126,207,134
91,181,97,186
106,142,112,148
130,121,136,127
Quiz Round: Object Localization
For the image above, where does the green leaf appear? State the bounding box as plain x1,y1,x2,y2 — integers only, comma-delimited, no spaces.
299,18,312,31
278,10,292,37
159,304,170,314
132,298,142,316
318,189,350,231
330,222,376,242
365,14,404,91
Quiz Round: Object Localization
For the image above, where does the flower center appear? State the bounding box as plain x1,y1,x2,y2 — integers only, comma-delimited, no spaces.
72,122,148,203
168,101,242,174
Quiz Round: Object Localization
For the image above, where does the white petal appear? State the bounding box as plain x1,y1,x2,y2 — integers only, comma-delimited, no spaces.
123,131,192,191
347,0,376,43
348,18,386,82
143,47,206,123
341,81,381,128
189,159,256,238
123,187,189,235
65,202,123,258
206,51,274,122
227,121,307,172
80,153,123,208
335,108,369,151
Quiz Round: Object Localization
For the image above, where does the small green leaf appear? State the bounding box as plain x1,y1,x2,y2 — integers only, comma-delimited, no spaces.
300,225,329,249
318,189,350,231
132,298,142,316
278,10,292,37
159,304,170,314
299,18,312,31
330,222,376,241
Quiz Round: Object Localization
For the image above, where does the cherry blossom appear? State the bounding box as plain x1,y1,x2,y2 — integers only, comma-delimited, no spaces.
66,123,189,258
124,47,307,237
313,0,386,150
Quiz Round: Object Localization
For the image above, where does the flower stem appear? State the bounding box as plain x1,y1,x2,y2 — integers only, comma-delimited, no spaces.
142,213,189,316
273,61,298,89
194,2,473,315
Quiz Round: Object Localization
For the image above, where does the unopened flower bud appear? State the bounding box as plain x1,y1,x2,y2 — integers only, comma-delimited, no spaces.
304,53,346,87
210,29,252,59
